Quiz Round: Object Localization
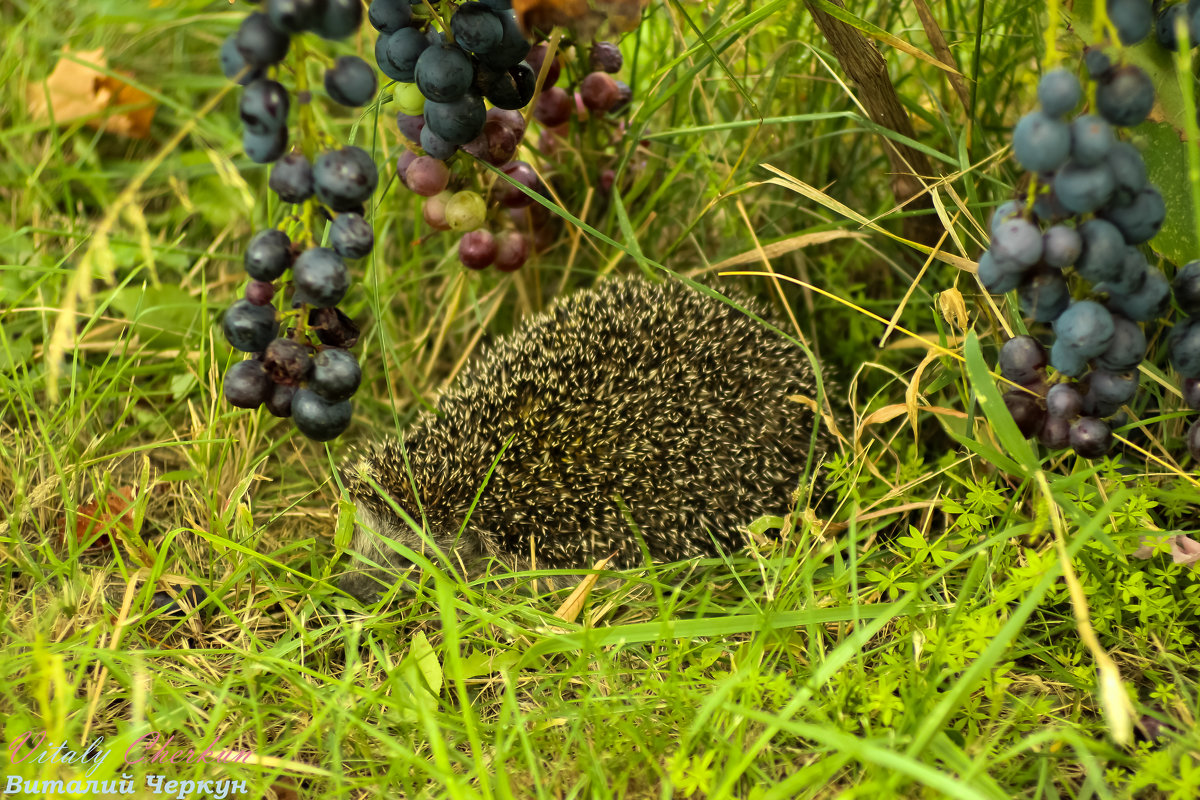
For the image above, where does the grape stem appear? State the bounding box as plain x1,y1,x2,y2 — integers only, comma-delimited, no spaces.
424,1,453,44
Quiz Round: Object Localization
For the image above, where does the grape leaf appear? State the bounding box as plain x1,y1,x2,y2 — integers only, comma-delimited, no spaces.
1141,121,1199,264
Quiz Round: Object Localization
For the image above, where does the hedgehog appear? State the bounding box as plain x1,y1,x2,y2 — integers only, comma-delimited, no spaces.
338,275,837,601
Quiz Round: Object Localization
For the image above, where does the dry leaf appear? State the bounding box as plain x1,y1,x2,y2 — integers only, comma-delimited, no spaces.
63,487,137,549
552,555,612,623
27,48,156,139
938,287,969,330
514,0,649,38
1133,534,1200,567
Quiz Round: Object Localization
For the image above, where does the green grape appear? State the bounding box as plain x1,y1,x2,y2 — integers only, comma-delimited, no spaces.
393,81,426,116
444,190,488,231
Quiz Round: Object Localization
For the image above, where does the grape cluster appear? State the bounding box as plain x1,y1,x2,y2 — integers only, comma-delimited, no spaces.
222,1,376,163
1105,1,1200,49
372,0,544,270
219,0,379,442
980,59,1169,459
1148,0,1200,50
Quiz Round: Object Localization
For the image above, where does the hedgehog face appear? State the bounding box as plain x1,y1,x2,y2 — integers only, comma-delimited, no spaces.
337,441,487,602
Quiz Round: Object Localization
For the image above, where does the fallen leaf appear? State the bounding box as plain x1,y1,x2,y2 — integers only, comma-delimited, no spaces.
27,48,156,139
552,555,612,623
1133,534,1200,567
514,0,649,38
63,486,138,550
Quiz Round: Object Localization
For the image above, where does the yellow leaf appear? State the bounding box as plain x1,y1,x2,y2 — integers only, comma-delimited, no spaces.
27,47,157,139
552,555,612,623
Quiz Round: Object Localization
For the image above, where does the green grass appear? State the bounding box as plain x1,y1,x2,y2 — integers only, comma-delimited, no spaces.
3,0,1200,797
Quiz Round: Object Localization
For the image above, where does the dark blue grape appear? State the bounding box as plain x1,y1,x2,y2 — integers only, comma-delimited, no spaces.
1070,115,1114,166
1085,48,1113,79
1042,225,1082,269
992,217,1043,268
1054,160,1115,215
1051,339,1088,377
381,26,429,82
999,335,1048,384
293,247,349,308
220,34,265,85
1096,314,1146,372
1047,383,1083,418
292,388,353,441
310,348,362,402
1171,317,1200,378
1100,186,1165,244
313,146,379,211
1033,187,1070,222
1189,419,1200,461
510,61,537,106
1097,65,1155,127
1107,141,1148,203
1039,415,1071,449
1004,390,1046,438
330,212,374,259
476,66,523,110
1012,111,1071,173
1109,267,1169,321
1055,300,1116,359
1095,246,1148,297
476,10,530,69
1108,0,1153,44
270,152,314,203
265,382,297,417
423,92,487,145
419,124,458,160
314,0,363,40
369,0,413,33
990,199,1024,234
240,79,289,135
1156,4,1189,50
224,358,271,408
1020,270,1071,322
1173,260,1200,315
1037,68,1082,117
1088,370,1138,409
1184,377,1200,410
977,250,1022,294
236,12,291,68
325,56,377,107
1076,219,1125,284
452,2,504,54
268,0,323,33
1069,417,1112,457
223,299,278,353
415,44,475,102
245,229,293,281
244,127,288,163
